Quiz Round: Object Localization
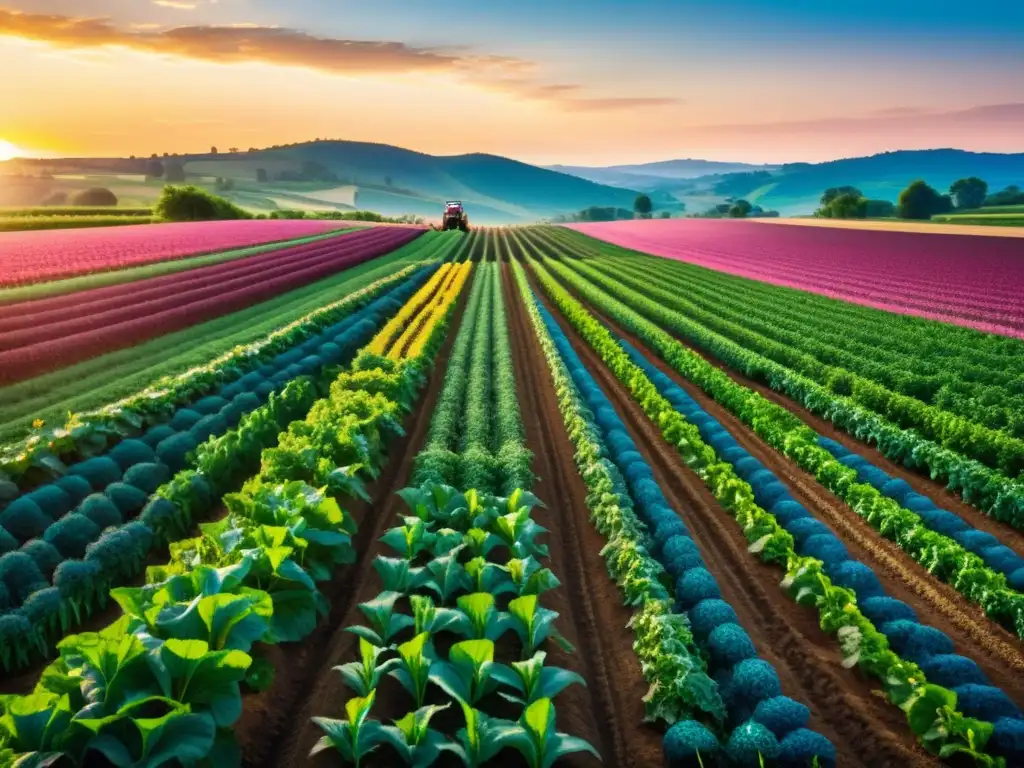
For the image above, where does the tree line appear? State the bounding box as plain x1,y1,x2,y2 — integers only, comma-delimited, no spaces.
817,177,1023,220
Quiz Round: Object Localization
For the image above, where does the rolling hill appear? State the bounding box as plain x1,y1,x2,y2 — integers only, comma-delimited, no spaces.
1,140,661,224
546,158,774,189
553,149,1024,216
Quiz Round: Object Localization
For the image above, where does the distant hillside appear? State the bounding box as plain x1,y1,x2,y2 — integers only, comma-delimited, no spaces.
1,140,662,224
546,158,772,189
553,149,1024,216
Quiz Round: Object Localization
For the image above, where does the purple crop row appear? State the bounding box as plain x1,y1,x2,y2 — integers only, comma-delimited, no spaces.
0,219,357,287
0,227,399,345
568,219,1024,339
0,227,423,384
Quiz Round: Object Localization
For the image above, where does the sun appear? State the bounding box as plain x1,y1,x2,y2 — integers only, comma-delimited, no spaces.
0,139,22,161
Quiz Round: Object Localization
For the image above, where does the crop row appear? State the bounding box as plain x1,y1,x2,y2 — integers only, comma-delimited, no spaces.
0,267,442,669
414,262,532,496
508,256,838,766
525,253,1021,765
311,481,598,766
0,218,354,287
536,248,1024,639
0,253,465,765
547,231,1024,438
389,262,474,361
0,228,386,338
0,227,423,384
532,232,1024,532
540,228,1024,478
564,219,1024,337
0,233,455,493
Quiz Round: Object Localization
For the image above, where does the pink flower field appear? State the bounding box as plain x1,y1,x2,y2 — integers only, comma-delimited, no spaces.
0,219,353,287
568,219,1024,338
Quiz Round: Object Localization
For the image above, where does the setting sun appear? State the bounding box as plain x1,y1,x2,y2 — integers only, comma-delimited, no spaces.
0,139,22,161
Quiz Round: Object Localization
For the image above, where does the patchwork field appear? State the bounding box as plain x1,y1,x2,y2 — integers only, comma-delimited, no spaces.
1,221,1022,768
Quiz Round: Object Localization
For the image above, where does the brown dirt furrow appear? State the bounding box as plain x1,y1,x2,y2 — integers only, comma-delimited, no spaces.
560,286,1024,703
249,288,469,768
522,264,939,768
502,259,662,768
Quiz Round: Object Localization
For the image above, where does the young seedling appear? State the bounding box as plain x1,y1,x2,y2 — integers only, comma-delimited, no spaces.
466,557,516,596
381,516,436,560
348,591,414,647
507,595,572,656
336,637,400,697
448,699,522,767
311,690,388,767
454,592,513,642
422,549,472,605
389,632,436,708
503,557,560,597
409,594,463,636
373,555,427,594
379,703,455,767
500,651,586,707
507,697,601,768
430,639,517,705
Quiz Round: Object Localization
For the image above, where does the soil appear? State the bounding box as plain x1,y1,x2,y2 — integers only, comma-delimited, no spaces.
260,260,661,768
516,259,941,767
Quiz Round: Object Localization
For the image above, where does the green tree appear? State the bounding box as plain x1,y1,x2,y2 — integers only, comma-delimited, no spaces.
728,199,752,218
659,211,671,218
155,185,249,221
864,199,896,217
824,193,867,219
897,180,952,219
949,177,988,210
144,159,164,179
820,186,862,206
633,193,653,218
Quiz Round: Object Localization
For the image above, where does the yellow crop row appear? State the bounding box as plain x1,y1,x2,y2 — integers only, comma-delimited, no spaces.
365,264,453,355
391,261,473,360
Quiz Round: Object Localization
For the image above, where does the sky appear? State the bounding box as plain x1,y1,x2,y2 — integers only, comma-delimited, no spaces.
1,0,1023,166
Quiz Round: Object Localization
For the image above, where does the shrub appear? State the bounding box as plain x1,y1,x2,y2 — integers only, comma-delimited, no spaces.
0,551,47,603
0,497,52,540
79,494,123,530
990,718,1024,760
654,519,689,550
953,529,999,551
752,696,810,738
67,457,122,490
801,534,848,563
71,187,117,206
54,475,93,505
663,535,699,562
663,720,720,766
44,514,101,559
734,457,762,477
20,586,62,629
108,438,157,471
879,620,953,659
917,654,987,687
858,596,917,625
0,527,18,555
52,559,100,601
708,623,758,668
720,447,747,465
917,508,970,537
123,462,171,495
902,494,937,513
778,728,837,767
726,721,780,764
193,396,230,416
979,544,1023,574
156,433,199,473
676,568,721,609
755,482,789,508
105,482,148,516
25,485,73,520
22,541,64,581
191,413,228,443
170,409,203,431
827,561,884,598
880,478,914,503
785,518,830,547
154,185,250,221
771,500,809,526
953,684,1023,722
142,424,177,448
690,598,740,641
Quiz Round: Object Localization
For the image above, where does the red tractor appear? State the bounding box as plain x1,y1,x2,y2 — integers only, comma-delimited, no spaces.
441,200,469,232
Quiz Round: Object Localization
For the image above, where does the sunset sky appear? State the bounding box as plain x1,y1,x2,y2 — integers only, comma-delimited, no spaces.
2,0,1023,165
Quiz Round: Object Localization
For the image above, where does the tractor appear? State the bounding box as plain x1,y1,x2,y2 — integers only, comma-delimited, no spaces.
441,200,469,232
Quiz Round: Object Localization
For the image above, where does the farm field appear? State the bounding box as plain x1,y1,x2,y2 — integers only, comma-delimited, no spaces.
1,223,1022,768
570,219,1024,338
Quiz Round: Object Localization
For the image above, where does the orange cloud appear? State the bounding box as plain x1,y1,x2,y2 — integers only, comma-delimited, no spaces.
152,1,199,9
0,6,678,112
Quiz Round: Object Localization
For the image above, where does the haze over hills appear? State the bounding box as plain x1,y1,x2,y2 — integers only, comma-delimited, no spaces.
0,140,658,224
4,143,1023,220
551,149,1024,216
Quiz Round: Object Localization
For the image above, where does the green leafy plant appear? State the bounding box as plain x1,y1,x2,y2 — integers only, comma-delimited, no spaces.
453,592,512,642
348,591,414,647
507,697,601,768
389,632,436,708
507,595,571,656
337,637,400,698
311,690,388,767
430,639,516,705
500,651,586,707
379,704,454,767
